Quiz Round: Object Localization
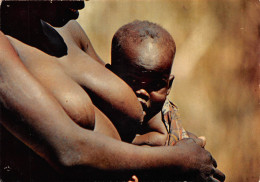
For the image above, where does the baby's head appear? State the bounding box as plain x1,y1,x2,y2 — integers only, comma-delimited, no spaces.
110,20,176,120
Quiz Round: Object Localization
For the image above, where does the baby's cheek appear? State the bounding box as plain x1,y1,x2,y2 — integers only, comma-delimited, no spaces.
150,91,167,103
149,92,167,114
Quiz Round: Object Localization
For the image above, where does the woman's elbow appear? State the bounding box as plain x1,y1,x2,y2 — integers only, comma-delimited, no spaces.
115,85,144,123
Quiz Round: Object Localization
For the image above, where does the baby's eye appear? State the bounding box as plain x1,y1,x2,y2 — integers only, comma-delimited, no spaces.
128,79,136,85
150,80,167,91
123,77,136,85
132,79,137,84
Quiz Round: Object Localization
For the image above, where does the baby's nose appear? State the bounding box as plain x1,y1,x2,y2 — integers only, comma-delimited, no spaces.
135,89,150,101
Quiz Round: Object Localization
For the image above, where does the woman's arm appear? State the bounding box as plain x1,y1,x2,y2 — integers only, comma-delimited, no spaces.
57,21,145,141
0,31,224,181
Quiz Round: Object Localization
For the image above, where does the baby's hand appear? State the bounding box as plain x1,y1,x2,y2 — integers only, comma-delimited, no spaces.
187,131,206,148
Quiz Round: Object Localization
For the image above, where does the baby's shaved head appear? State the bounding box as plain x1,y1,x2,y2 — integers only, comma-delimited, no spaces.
111,20,176,72
110,21,177,119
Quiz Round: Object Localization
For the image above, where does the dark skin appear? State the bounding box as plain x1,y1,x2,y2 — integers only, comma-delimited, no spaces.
109,21,209,149
0,1,224,181
110,31,207,147
110,34,175,146
111,34,208,181
1,0,140,141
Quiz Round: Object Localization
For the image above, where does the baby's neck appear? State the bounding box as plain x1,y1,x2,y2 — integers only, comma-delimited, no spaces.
143,110,162,124
146,112,162,124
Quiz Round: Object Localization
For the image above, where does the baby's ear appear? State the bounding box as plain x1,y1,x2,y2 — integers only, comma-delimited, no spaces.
167,74,175,95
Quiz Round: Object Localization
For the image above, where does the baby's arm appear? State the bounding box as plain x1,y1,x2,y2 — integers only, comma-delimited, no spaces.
132,115,168,146
132,132,167,146
132,122,206,148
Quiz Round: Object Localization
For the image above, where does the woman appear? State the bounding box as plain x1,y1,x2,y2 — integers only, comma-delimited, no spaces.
0,1,224,181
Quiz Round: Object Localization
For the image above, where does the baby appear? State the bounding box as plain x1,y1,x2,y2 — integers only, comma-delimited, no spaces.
107,20,190,146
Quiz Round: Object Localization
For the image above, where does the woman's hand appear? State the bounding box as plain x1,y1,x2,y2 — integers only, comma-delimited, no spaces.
175,138,225,181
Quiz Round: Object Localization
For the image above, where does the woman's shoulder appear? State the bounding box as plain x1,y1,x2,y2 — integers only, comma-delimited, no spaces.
60,20,86,40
